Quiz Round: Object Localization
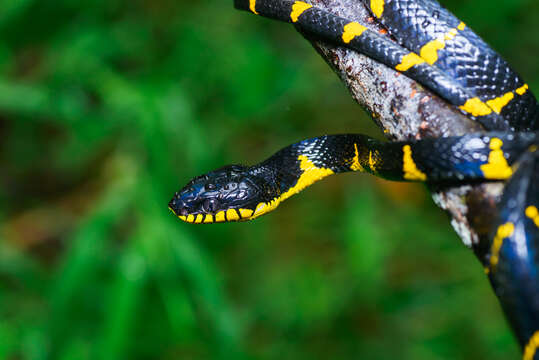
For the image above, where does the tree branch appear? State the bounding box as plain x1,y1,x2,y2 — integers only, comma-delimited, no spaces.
301,0,502,259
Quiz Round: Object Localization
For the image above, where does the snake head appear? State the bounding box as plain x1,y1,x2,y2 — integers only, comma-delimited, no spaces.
169,164,279,223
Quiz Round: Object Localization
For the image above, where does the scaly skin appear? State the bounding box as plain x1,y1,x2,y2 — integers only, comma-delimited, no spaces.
170,0,539,357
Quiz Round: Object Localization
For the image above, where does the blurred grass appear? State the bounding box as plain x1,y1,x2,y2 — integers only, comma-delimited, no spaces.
0,0,538,359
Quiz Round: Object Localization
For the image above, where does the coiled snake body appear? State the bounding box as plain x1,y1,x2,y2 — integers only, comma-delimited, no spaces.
169,0,539,357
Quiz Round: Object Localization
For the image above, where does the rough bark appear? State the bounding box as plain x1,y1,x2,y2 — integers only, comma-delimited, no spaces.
301,0,503,259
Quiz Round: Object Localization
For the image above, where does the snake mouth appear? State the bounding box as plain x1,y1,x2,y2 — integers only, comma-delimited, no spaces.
169,164,278,223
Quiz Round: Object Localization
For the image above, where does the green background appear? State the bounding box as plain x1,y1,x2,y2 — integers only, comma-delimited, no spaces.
1,0,538,359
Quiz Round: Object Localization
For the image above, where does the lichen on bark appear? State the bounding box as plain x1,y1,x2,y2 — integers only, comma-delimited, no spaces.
298,0,503,260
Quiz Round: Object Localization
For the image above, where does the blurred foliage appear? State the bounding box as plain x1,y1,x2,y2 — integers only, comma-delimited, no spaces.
0,0,538,359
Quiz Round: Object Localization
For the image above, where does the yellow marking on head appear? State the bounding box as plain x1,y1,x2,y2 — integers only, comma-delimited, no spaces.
487,222,515,273
290,1,312,22
203,214,214,223
178,215,187,221
215,211,226,222
254,202,266,216
395,52,425,71
280,155,335,201
402,145,427,181
486,92,514,114
524,331,539,360
226,208,240,221
457,22,466,30
419,39,445,64
480,137,513,179
342,22,367,43
350,143,364,171
186,214,195,223
370,0,384,18
239,208,254,219
526,206,539,228
253,199,280,218
254,202,267,216
194,214,204,224
459,97,492,116
241,155,335,220
249,0,258,14
516,83,529,95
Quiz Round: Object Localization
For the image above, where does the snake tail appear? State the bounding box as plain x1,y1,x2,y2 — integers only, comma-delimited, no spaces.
484,149,539,350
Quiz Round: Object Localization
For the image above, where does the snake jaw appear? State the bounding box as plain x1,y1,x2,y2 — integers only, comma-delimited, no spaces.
169,164,277,223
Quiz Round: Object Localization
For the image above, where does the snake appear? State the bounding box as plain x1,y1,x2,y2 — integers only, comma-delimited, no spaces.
168,0,539,357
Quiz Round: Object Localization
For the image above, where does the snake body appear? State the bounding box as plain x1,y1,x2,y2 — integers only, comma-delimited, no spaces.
169,0,539,356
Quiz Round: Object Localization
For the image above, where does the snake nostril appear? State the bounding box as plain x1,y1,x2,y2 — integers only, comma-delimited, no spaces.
180,207,189,216
169,198,179,209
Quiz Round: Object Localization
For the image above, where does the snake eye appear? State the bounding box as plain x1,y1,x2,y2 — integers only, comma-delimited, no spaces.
203,199,219,213
206,183,216,190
